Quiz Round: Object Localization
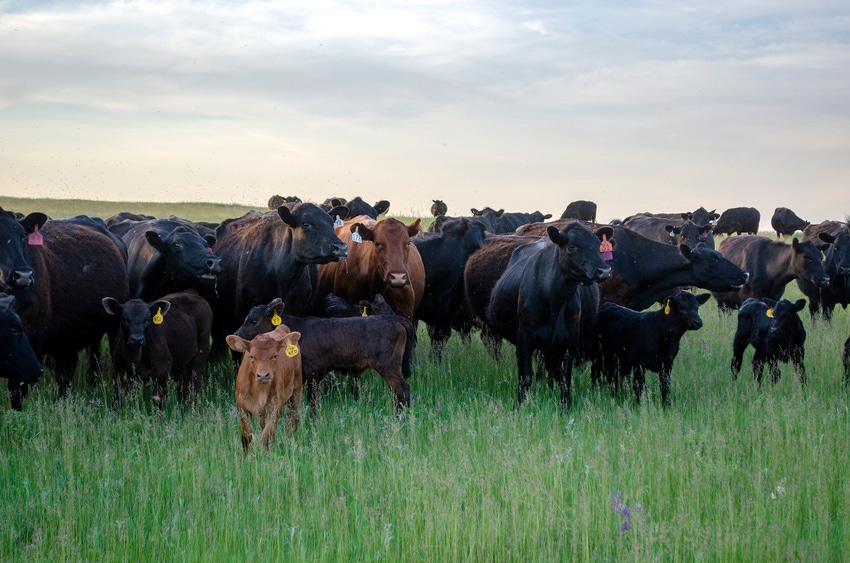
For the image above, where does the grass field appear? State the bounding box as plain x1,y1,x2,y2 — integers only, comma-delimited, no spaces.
1,199,849,560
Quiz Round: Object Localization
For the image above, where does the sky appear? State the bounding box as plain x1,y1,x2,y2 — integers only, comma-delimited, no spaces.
1,1,849,227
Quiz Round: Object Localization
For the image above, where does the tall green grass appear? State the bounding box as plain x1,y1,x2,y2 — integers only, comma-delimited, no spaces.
1,282,849,561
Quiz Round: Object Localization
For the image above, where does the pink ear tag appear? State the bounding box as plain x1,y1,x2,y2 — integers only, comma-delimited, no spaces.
206,246,214,253
599,233,613,261
27,225,44,246
700,231,708,241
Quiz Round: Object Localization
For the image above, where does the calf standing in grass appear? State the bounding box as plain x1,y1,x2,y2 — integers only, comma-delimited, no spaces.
731,297,807,384
591,292,711,404
102,290,212,408
227,325,303,452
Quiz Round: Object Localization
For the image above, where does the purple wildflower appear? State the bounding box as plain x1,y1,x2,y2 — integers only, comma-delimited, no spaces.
701,339,708,353
436,402,442,411
613,491,633,533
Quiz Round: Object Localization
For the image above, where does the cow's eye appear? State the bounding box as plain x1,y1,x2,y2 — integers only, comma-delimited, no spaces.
172,242,182,249
301,222,310,229
567,243,576,251
374,242,382,249
9,327,20,336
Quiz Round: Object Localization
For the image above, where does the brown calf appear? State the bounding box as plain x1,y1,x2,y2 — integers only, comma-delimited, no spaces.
227,325,303,452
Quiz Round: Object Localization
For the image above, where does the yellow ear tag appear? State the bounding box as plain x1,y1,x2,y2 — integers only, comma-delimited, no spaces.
766,308,774,318
361,306,368,317
271,312,282,326
663,300,671,315
285,344,299,357
153,308,164,325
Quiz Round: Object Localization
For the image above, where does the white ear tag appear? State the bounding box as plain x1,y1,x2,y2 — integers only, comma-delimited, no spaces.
333,215,344,228
351,226,362,243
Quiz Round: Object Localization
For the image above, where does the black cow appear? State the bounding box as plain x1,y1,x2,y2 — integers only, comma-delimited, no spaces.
560,200,597,222
430,199,448,217
118,218,222,301
844,333,850,385
267,195,302,209
312,293,395,318
0,293,43,383
591,292,711,404
713,235,829,309
234,298,415,413
516,220,749,311
58,215,129,262
103,290,212,408
212,203,348,349
771,207,809,237
413,217,487,359
344,197,390,219
470,207,553,234
0,208,129,409
624,207,719,227
712,207,761,236
731,298,807,384
623,215,713,249
796,229,850,319
486,223,614,406
802,220,846,243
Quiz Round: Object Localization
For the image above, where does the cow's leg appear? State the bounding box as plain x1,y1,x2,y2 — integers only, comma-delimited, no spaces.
307,377,322,414
238,408,254,453
481,325,502,360
752,353,766,384
659,365,672,406
7,380,27,412
427,323,451,363
793,347,806,386
560,354,573,408
731,331,749,379
843,335,850,385
515,335,534,405
632,365,646,403
112,368,129,409
152,373,167,409
261,406,280,450
768,358,781,384
590,355,603,390
284,380,303,435
53,351,79,399
376,364,411,414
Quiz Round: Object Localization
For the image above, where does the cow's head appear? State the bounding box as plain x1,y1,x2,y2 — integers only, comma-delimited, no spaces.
145,225,222,289
103,297,171,350
345,197,390,219
0,208,46,292
235,298,285,341
0,293,43,383
227,325,302,385
661,292,711,331
279,203,348,263
762,298,806,354
791,238,830,288
352,218,421,287
820,231,850,281
546,223,613,284
681,244,749,292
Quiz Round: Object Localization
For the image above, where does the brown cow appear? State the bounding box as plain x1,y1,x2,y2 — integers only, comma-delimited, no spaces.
316,216,425,320
227,325,303,452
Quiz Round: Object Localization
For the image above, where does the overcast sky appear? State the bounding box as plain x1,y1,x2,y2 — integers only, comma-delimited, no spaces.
1,1,848,226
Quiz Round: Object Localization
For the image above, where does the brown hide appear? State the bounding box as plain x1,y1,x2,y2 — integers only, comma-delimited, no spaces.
227,325,303,452
316,216,425,320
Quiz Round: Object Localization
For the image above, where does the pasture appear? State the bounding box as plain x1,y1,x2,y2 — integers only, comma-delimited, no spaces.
1,199,849,561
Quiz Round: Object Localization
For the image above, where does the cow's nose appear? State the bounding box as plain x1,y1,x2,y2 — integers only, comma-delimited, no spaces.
742,271,750,283
839,266,850,276
596,266,612,280
388,272,409,287
128,334,145,346
333,242,348,260
206,257,221,274
817,276,830,287
11,269,34,288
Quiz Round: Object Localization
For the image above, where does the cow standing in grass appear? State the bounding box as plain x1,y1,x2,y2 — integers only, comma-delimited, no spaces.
227,325,303,452
591,292,711,404
731,297,807,385
486,223,613,406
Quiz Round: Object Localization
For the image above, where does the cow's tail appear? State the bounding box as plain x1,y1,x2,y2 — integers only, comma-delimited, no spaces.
399,317,417,379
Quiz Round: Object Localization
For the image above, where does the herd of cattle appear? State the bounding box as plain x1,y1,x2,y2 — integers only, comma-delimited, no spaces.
1,196,849,451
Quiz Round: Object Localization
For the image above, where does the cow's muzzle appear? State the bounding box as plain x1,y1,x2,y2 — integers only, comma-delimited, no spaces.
388,272,409,287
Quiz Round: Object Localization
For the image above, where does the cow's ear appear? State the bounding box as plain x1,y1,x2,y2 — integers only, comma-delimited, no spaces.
20,212,49,234
151,300,171,318
457,217,469,235
102,297,123,316
665,225,675,234
268,298,285,315
351,222,374,241
329,205,350,220
407,218,422,238
791,237,800,251
543,213,552,220
596,226,614,245
678,244,693,261
696,293,712,305
283,331,301,348
701,224,712,233
471,208,480,215
268,325,291,342
331,198,344,207
681,213,692,221
818,243,831,252
277,205,298,228
547,226,565,245
818,232,835,244
373,200,390,216
145,231,167,252
496,209,505,217
794,299,806,311
226,334,249,353
203,234,217,247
